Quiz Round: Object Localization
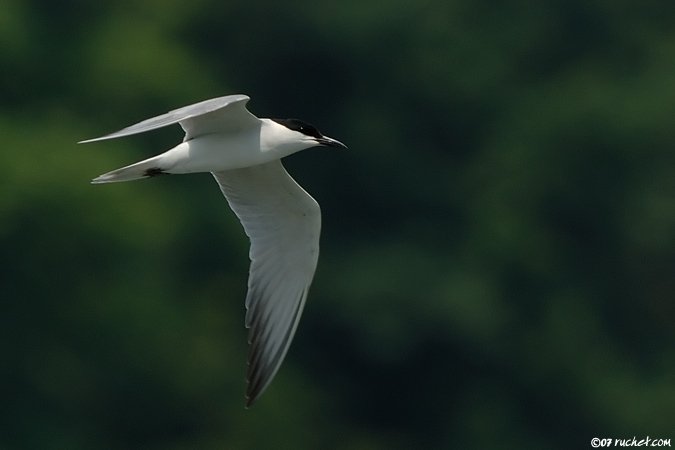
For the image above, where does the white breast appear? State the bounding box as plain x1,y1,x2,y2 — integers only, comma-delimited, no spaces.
162,119,309,175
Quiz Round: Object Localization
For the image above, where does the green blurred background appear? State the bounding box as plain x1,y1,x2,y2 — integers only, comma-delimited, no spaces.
1,0,674,449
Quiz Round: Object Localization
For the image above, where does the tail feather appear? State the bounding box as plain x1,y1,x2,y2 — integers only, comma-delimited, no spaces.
91,155,168,184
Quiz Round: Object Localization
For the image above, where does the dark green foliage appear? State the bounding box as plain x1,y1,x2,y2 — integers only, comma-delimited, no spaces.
1,1,674,448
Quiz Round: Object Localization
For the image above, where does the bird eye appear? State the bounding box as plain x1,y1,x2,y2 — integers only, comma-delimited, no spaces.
271,118,323,139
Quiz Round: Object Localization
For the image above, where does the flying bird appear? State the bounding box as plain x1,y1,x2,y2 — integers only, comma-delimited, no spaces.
80,94,346,407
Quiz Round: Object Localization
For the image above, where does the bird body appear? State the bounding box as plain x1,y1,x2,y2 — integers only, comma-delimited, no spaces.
81,95,346,406
90,118,325,183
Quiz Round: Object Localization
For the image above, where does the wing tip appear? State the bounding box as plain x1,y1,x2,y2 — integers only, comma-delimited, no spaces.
245,380,266,408
78,134,117,144
78,137,99,144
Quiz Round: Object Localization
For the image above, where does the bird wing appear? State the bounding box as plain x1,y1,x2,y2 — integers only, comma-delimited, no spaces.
79,94,260,143
212,160,321,407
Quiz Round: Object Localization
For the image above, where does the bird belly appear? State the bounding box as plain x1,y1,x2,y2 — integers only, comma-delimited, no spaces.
162,132,277,174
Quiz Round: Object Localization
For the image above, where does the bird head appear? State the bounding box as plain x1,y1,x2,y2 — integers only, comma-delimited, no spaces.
271,118,347,150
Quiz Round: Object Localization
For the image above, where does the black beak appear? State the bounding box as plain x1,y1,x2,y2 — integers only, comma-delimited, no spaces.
317,136,348,149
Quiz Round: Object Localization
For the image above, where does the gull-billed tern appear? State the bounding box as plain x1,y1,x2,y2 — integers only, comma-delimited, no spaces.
80,94,346,407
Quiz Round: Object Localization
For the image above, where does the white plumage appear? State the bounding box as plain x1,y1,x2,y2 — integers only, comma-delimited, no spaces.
81,95,346,406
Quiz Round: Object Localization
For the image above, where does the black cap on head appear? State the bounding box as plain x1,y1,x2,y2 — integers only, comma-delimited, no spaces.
271,118,323,139
272,118,347,149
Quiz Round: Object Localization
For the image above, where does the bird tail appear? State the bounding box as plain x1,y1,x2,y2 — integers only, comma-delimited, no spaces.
91,154,169,184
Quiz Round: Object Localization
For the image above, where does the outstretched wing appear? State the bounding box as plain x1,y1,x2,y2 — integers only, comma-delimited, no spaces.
79,94,260,143
212,160,321,407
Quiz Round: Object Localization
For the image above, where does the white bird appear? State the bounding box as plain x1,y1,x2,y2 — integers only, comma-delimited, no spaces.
80,94,346,407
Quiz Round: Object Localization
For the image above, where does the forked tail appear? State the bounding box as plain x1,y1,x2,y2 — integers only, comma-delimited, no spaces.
91,155,168,184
